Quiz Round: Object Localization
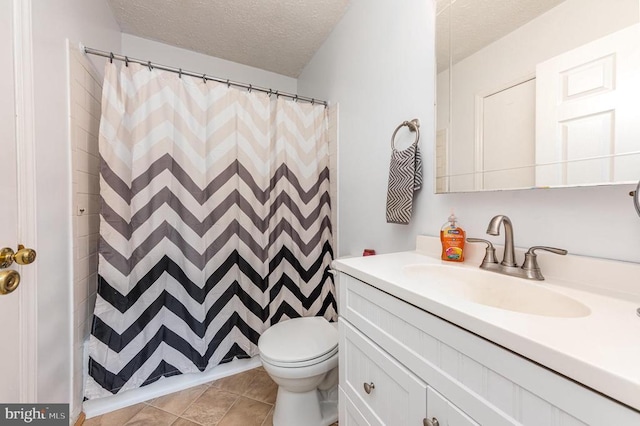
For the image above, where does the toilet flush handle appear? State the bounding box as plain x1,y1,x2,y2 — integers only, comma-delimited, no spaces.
363,382,375,394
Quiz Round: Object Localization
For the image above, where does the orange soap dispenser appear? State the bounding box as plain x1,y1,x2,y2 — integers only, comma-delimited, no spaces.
440,210,465,262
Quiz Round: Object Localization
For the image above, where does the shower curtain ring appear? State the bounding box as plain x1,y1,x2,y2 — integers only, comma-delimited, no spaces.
294,95,298,102
311,98,315,105
124,56,129,67
179,68,182,78
248,84,252,93
274,90,279,99
268,89,272,97
227,79,231,88
147,61,153,71
109,52,114,64
202,73,207,84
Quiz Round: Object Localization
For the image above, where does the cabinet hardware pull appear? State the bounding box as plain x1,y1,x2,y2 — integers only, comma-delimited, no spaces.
423,417,440,426
363,382,375,394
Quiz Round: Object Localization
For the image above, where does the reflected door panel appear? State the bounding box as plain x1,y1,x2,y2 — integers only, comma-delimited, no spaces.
436,129,449,192
536,23,640,187
435,0,640,193
481,79,535,190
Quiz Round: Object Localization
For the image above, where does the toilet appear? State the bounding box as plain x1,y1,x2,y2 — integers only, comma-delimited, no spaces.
258,316,339,426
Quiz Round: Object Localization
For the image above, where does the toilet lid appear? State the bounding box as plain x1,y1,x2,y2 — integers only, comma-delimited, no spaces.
258,317,338,365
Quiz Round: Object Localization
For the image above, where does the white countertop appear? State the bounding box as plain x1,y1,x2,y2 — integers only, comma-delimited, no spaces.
332,238,640,412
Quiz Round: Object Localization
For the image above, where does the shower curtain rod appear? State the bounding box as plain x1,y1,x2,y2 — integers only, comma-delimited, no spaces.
83,46,328,107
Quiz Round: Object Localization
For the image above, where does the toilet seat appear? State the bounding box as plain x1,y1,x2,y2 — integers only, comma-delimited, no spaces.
258,317,338,368
262,345,338,368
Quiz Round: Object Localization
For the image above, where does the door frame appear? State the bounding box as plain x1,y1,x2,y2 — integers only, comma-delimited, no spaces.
12,0,38,402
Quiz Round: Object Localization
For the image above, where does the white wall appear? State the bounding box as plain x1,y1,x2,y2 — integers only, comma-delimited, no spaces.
30,0,121,406
298,0,640,264
121,34,298,93
297,0,435,257
440,0,639,191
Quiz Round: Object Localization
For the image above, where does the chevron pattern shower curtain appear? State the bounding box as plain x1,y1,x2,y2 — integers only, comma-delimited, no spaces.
85,63,336,399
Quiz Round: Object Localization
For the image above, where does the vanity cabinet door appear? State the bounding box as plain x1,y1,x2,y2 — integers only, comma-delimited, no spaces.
340,387,372,426
340,319,428,426
427,386,479,426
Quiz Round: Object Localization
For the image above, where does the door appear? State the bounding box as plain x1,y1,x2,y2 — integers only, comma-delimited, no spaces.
536,23,640,186
0,0,37,403
341,322,428,425
435,129,449,193
0,0,21,402
481,79,536,190
340,388,372,426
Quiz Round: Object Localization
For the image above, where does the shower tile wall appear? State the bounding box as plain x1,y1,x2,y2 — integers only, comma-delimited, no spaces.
69,47,102,420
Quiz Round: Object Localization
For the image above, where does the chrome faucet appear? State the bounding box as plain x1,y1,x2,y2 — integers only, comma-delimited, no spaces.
468,215,568,280
486,214,517,267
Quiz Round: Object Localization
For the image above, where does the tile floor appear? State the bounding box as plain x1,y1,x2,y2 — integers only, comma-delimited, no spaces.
83,367,339,426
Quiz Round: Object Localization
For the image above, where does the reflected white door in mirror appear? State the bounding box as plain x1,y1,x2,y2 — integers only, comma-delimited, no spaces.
536,24,640,187
436,0,640,192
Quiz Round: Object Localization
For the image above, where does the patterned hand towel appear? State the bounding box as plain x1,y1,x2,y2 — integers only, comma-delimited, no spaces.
386,142,423,224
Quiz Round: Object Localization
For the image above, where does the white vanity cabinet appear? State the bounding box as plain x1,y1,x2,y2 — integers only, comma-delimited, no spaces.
340,320,478,426
340,321,427,425
427,387,479,426
337,272,640,426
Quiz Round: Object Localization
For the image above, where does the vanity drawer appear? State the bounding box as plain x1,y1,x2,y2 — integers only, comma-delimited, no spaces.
340,319,427,426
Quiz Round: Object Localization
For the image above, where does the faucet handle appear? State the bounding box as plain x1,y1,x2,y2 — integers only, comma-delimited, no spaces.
467,238,498,265
522,246,568,280
526,246,568,256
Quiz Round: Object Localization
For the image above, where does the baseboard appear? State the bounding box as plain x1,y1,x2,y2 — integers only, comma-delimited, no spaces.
74,412,85,426
83,356,262,418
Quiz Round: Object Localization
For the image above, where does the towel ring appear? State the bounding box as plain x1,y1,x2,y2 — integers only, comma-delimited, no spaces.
391,119,420,150
631,179,640,217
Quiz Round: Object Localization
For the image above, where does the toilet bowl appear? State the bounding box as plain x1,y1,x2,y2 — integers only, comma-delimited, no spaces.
258,316,339,426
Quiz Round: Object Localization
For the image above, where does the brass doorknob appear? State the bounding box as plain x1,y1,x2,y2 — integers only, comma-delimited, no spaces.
0,270,21,295
0,248,14,268
0,245,36,268
14,246,36,265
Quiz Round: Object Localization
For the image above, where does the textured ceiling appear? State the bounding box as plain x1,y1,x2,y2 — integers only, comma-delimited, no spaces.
107,0,350,78
436,0,567,72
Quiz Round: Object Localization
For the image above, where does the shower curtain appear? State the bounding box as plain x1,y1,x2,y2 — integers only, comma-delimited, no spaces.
85,63,336,399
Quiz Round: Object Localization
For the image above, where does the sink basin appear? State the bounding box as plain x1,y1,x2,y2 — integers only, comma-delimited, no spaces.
403,264,590,318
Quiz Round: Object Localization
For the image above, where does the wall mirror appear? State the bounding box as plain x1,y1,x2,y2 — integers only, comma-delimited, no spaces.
435,0,640,193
